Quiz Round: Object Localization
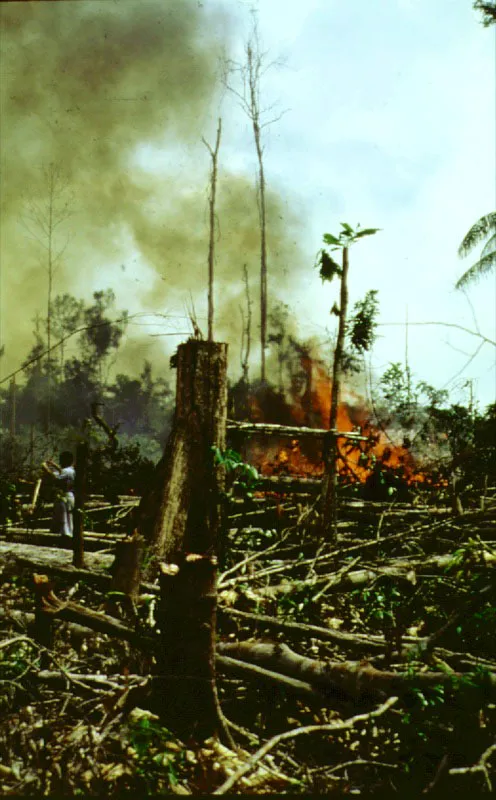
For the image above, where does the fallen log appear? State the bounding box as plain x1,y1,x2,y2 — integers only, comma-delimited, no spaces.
3,530,117,552
227,421,368,441
217,640,496,702
216,654,322,700
218,607,385,653
30,573,155,651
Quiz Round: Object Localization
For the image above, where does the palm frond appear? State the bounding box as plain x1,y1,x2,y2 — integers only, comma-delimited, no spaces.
458,211,496,257
481,231,496,260
455,250,496,289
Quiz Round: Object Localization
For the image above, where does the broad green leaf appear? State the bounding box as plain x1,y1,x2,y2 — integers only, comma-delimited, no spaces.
355,227,381,238
323,233,341,246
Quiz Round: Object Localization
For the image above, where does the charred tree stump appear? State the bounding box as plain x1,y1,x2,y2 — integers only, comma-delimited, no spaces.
157,554,225,742
106,530,143,618
141,339,228,579
73,440,88,569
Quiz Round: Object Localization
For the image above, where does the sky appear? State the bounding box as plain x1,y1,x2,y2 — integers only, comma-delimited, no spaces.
0,0,495,409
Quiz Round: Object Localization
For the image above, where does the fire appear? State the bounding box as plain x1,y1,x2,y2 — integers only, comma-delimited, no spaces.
237,356,427,486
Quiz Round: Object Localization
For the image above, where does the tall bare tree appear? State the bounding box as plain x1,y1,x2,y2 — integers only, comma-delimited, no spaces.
21,164,73,432
223,20,284,382
202,118,222,342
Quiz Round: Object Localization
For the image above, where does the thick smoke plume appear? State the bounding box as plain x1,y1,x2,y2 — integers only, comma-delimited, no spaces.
0,0,305,383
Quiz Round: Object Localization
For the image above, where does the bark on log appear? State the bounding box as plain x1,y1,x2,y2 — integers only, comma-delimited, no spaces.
157,554,223,741
217,640,496,702
29,573,155,650
226,421,368,441
218,607,385,653
140,340,228,578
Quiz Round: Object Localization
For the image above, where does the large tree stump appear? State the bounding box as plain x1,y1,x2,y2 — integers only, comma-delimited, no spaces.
157,554,224,741
142,340,228,579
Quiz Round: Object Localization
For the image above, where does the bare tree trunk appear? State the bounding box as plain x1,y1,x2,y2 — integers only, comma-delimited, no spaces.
203,118,222,343
141,339,228,578
223,26,276,384
240,263,252,383
252,115,268,383
321,246,349,542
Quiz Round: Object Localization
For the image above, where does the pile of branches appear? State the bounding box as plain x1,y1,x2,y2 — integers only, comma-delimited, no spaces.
0,491,495,795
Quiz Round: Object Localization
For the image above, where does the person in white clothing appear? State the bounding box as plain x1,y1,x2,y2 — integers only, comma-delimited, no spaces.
42,451,75,538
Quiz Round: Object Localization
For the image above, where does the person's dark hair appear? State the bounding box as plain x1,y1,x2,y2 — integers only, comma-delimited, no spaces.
59,451,74,468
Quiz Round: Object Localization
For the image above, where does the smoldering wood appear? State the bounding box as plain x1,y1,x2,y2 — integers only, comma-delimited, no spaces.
139,340,228,578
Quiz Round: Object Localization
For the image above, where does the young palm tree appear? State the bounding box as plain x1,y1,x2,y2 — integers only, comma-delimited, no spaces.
456,211,496,289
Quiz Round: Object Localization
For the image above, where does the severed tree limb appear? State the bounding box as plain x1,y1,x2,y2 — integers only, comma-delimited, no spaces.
448,742,496,793
212,695,399,795
218,607,385,653
216,654,322,701
30,573,155,650
217,640,496,701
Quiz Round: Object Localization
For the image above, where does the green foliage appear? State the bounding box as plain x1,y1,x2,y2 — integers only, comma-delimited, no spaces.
473,2,496,27
318,223,380,284
276,581,316,621
456,210,496,288
128,717,186,791
0,639,39,683
318,249,342,282
348,290,379,352
212,446,260,498
88,440,156,502
356,582,403,626
377,362,448,433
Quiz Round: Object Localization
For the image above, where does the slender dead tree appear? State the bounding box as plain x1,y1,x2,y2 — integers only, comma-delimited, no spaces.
223,20,285,382
21,164,73,433
202,118,222,342
240,262,252,383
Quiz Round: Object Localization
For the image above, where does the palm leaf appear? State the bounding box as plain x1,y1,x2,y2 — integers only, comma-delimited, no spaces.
481,231,496,260
455,250,496,289
458,211,496,257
